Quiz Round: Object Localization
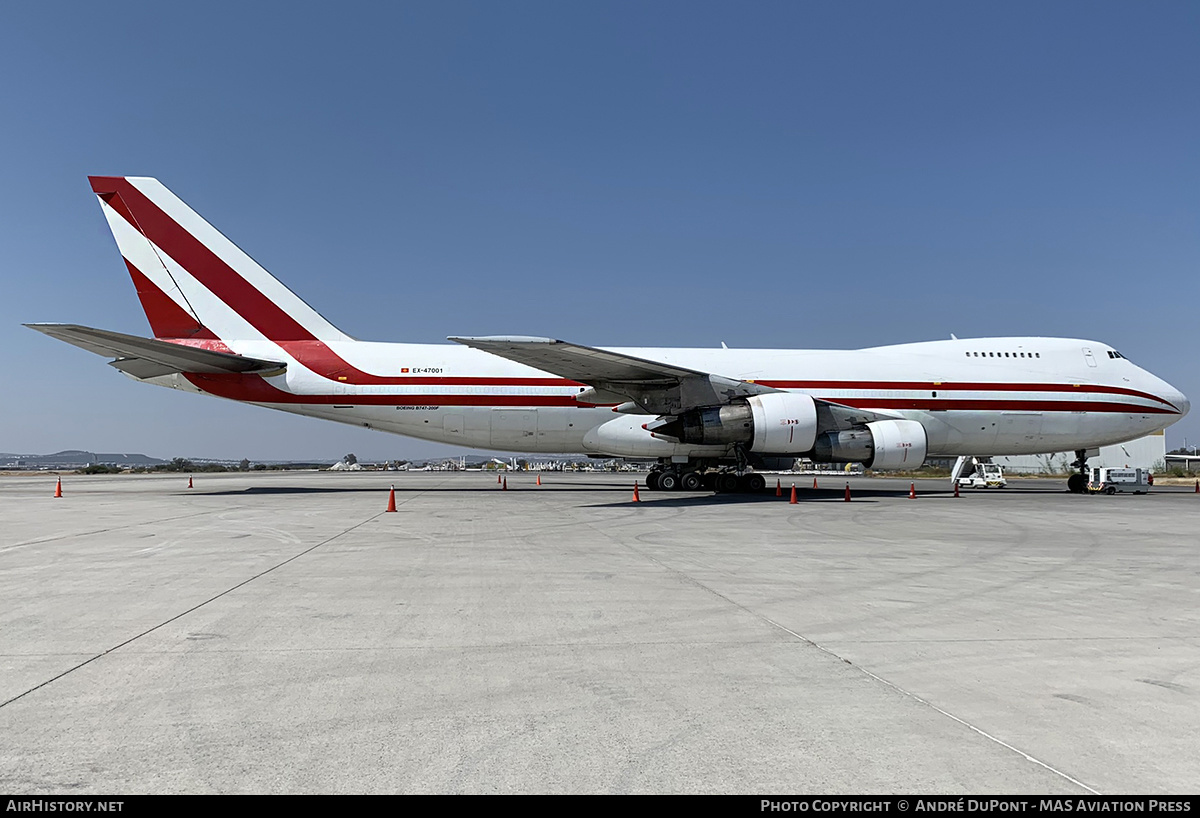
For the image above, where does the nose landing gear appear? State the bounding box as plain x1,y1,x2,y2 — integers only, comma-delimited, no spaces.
1067,449,1088,494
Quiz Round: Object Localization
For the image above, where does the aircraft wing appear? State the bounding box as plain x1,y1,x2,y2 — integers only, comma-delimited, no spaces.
451,335,907,423
449,335,780,414
26,323,286,379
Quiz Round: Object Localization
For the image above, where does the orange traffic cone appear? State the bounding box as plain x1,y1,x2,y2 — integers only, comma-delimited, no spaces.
188,476,193,489
502,477,507,491
386,485,397,512
775,478,782,497
813,477,818,489
909,482,916,499
953,482,960,498
536,474,541,486
497,473,502,484
789,484,797,504
844,483,851,502
54,477,62,498
632,481,641,503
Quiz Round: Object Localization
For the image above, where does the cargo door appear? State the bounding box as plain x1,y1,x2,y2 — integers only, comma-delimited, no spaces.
443,413,464,438
490,409,538,449
998,412,1044,450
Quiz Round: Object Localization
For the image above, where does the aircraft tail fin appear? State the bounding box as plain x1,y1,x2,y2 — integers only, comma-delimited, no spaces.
88,176,352,343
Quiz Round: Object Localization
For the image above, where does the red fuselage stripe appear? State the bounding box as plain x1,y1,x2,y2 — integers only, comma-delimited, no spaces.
180,374,1176,413
756,380,1176,409
183,373,581,406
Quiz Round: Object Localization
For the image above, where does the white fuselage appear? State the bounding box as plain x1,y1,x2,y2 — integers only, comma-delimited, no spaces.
154,335,1188,458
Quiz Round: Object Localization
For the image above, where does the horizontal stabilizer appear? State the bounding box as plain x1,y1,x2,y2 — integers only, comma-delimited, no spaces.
25,324,286,379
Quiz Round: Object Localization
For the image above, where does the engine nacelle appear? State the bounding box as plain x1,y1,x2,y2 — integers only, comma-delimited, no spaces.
864,419,927,470
748,393,819,454
813,419,927,470
581,414,729,458
652,393,818,455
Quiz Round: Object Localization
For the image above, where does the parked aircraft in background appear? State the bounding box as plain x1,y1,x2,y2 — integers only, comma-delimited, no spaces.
27,177,1189,493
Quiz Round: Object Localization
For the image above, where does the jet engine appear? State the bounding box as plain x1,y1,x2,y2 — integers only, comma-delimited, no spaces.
652,393,819,454
812,419,927,470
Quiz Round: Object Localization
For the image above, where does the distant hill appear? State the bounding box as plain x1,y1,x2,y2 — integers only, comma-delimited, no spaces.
0,450,167,468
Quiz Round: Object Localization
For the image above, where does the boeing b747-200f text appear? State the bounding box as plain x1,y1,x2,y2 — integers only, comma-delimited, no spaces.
27,176,1189,493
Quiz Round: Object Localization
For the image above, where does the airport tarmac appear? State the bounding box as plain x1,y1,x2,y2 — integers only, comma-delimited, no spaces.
0,470,1196,794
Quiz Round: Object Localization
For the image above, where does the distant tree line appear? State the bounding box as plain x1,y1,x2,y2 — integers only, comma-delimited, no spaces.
76,457,332,474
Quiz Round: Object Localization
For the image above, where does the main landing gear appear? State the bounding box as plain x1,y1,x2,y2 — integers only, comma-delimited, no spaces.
645,460,767,493
646,468,704,492
1067,448,1088,494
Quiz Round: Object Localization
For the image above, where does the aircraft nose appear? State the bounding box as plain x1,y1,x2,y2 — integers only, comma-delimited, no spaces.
1172,389,1190,418
1159,379,1190,417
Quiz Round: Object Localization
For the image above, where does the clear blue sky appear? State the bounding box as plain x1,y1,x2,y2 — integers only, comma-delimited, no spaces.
3,1,1197,460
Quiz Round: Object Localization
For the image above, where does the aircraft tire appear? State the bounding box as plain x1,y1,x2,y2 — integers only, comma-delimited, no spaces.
742,473,766,492
680,470,703,491
646,472,661,490
1067,473,1086,494
657,471,680,491
716,473,740,493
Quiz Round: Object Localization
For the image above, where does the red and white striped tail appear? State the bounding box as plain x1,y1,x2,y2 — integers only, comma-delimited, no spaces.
89,176,352,344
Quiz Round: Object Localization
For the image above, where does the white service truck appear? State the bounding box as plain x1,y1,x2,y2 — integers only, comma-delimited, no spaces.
1087,467,1151,495
952,456,1007,489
